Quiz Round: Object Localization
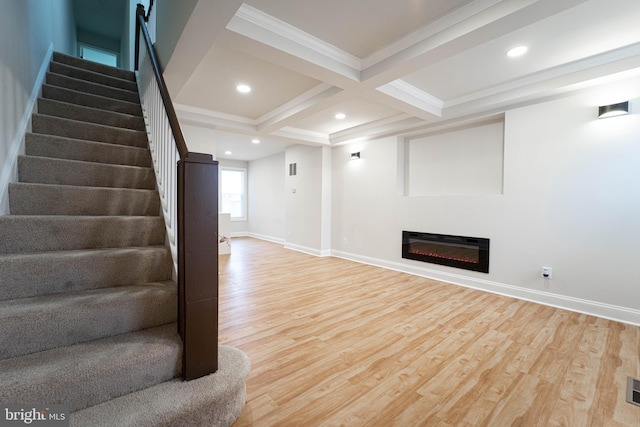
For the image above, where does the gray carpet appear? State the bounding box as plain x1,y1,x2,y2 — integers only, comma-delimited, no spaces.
0,51,249,425
72,345,251,426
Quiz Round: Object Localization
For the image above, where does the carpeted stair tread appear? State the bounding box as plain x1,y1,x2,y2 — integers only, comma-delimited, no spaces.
42,84,142,116
72,345,250,426
8,182,160,216
1,51,249,422
32,114,147,148
25,133,151,167
49,61,138,93
37,98,145,131
0,281,177,359
0,324,182,413
0,215,165,253
0,246,172,301
53,51,136,82
46,72,140,104
18,155,156,189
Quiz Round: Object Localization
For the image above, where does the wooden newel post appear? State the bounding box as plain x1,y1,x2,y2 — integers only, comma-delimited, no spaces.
178,153,219,380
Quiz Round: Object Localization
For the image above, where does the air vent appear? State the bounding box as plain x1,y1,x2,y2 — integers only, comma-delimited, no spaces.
627,377,640,406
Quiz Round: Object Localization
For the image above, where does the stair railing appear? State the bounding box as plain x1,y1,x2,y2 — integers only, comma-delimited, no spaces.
135,3,218,381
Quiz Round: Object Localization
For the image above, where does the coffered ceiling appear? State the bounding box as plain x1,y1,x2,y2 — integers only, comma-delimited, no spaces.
163,0,640,160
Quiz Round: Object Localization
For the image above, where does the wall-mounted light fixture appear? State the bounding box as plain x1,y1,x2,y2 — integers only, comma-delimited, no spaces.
599,101,629,119
350,152,361,160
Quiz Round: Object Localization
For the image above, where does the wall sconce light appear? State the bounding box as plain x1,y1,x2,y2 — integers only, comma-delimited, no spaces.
350,152,361,160
598,101,629,119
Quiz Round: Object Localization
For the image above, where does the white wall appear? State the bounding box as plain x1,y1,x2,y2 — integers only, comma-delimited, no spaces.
285,145,329,255
51,0,77,55
500,92,640,316
408,120,504,196
0,0,76,214
331,76,640,324
154,0,198,70
248,152,286,242
332,137,401,261
319,146,332,254
182,123,216,156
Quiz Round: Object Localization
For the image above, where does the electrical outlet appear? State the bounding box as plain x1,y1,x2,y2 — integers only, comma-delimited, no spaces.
542,266,552,279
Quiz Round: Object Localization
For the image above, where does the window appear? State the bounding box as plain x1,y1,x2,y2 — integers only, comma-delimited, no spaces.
79,45,118,67
220,168,246,221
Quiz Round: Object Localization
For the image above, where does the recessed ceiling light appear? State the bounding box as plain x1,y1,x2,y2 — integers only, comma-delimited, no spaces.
225,150,232,155
507,46,528,58
252,139,260,144
335,113,346,120
236,84,251,93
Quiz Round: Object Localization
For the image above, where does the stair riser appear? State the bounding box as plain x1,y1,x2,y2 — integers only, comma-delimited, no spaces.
32,115,147,148
0,324,181,413
0,248,173,300
46,72,139,104
0,216,166,254
53,51,136,82
50,62,138,92
18,156,156,190
42,85,142,116
9,183,160,216
38,98,145,131
0,283,177,359
25,133,152,167
0,52,190,417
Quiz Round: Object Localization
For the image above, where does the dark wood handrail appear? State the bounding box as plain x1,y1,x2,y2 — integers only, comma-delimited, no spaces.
134,3,219,381
135,3,188,158
144,0,154,21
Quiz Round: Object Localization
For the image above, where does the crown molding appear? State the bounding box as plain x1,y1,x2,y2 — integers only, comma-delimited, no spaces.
361,0,590,85
272,126,330,146
376,80,444,117
175,103,257,132
330,114,423,145
257,83,343,132
445,41,640,111
227,3,361,79
362,0,505,69
402,114,505,141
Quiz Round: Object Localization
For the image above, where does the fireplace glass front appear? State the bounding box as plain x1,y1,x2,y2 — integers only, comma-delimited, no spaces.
402,231,489,273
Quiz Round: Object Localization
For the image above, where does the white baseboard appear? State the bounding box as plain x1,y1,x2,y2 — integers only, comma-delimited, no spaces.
0,44,53,215
244,233,331,257
246,232,284,245
331,249,640,327
284,242,330,257
234,235,640,324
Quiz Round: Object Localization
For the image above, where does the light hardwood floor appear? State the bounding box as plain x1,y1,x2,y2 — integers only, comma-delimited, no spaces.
221,238,640,426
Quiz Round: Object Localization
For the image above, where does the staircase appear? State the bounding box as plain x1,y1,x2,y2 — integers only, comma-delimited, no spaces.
0,52,249,426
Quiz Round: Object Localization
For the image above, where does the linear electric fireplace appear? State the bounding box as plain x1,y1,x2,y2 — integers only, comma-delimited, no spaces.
402,231,490,273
